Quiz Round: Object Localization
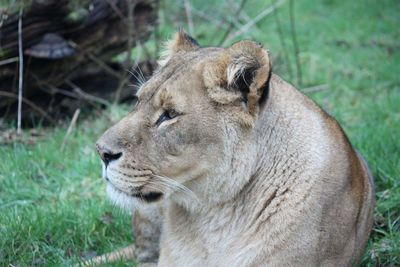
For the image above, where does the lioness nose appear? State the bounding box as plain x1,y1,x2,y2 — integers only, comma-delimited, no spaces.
96,143,122,166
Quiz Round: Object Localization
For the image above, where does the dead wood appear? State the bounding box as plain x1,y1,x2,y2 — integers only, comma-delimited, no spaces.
0,0,158,126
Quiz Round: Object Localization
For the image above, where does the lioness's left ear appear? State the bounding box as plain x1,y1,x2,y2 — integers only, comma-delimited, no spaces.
204,40,272,115
158,29,200,66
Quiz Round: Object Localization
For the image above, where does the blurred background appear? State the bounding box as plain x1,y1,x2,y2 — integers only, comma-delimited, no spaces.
0,0,399,266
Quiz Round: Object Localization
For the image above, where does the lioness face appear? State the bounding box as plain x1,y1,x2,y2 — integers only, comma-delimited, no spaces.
96,31,271,208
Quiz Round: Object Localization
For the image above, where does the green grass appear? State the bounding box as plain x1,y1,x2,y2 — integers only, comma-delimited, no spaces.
0,108,137,266
1,0,399,266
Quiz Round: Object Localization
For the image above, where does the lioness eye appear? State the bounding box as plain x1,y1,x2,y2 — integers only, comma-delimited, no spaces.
156,109,178,127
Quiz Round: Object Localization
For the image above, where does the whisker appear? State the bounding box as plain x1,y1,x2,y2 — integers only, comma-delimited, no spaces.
151,174,199,203
145,182,167,195
127,69,145,88
134,41,147,84
132,67,146,85
148,180,175,194
136,63,146,84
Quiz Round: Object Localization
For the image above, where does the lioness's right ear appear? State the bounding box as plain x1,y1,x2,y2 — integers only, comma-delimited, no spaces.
203,40,272,119
158,29,200,66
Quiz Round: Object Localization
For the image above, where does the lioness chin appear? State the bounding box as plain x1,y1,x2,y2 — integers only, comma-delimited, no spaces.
95,30,375,267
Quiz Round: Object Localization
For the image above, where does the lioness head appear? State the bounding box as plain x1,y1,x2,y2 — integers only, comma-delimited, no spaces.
96,30,271,209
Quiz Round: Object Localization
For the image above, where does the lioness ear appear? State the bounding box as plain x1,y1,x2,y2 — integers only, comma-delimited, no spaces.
204,40,272,116
158,29,200,66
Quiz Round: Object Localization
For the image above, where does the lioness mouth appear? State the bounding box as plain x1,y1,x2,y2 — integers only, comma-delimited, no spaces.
131,192,163,202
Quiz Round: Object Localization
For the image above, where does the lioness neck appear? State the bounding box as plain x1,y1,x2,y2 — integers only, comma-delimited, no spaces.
168,74,329,219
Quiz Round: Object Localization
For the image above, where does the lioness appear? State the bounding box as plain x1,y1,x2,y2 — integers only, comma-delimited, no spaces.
95,30,375,266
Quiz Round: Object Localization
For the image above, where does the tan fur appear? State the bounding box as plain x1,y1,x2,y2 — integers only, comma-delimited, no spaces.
96,31,375,267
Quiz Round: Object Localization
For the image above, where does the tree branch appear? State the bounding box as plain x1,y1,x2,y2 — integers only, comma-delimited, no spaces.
17,9,23,134
222,0,285,45
0,91,56,125
218,0,248,46
114,0,136,104
184,0,194,36
289,0,302,86
61,108,80,151
272,0,293,81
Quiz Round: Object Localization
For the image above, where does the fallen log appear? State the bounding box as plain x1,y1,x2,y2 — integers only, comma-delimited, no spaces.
0,0,158,126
